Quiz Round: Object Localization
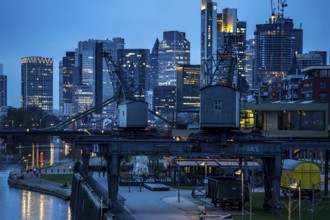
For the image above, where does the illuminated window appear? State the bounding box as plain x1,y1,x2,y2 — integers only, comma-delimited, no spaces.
240,110,255,130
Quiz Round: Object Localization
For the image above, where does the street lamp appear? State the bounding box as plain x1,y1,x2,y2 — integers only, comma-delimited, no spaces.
200,161,208,209
289,181,301,220
235,169,244,220
177,160,180,203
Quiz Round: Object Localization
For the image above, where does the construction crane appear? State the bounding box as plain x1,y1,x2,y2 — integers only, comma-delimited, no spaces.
271,0,288,18
280,0,288,17
271,0,276,16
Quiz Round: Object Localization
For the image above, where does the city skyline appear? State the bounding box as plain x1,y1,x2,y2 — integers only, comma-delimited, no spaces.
0,0,329,109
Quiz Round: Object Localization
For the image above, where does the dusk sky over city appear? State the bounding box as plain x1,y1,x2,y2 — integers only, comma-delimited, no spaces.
0,0,329,108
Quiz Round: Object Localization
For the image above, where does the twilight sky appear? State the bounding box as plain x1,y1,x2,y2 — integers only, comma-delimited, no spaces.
0,0,329,109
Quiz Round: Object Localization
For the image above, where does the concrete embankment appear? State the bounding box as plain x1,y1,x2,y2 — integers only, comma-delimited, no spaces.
7,171,71,200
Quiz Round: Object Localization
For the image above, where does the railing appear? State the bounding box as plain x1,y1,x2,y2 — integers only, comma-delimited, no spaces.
84,174,135,220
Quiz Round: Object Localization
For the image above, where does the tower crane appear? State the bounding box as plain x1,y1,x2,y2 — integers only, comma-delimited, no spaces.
272,0,288,18
280,0,288,17
271,0,275,16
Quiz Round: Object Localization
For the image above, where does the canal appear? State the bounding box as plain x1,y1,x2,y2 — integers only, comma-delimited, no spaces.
0,140,72,220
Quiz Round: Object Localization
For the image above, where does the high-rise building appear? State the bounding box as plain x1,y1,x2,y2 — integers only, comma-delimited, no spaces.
254,11,303,87
0,63,7,107
147,39,159,91
72,84,94,116
158,31,190,86
246,39,256,88
117,48,150,98
153,85,176,120
59,51,75,116
74,38,124,115
201,0,218,87
176,65,200,127
176,65,201,111
21,57,53,113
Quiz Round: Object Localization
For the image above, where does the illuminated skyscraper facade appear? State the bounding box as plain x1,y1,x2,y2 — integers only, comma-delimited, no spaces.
158,31,190,86
246,39,256,87
59,51,75,116
21,57,53,113
176,65,201,111
153,85,176,120
176,65,200,127
201,0,218,86
74,38,124,115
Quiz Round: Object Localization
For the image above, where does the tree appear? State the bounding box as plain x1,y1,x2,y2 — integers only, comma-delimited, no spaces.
0,106,59,129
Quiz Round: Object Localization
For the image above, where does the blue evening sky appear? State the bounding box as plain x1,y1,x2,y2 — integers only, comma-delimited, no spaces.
0,0,329,109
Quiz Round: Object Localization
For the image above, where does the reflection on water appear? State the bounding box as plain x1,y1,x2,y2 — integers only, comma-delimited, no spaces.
17,137,72,170
0,138,72,220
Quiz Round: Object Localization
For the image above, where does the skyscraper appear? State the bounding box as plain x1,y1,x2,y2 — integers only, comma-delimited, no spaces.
147,39,159,91
0,63,7,107
176,65,200,127
158,31,190,86
73,38,124,115
246,39,256,87
21,57,53,113
153,85,176,120
254,10,303,87
59,51,75,116
201,0,218,86
176,65,201,111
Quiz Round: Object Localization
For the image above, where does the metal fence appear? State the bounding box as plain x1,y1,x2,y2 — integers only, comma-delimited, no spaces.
84,174,135,220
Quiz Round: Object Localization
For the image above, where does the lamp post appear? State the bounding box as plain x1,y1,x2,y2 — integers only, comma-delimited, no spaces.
235,169,244,220
249,171,253,220
177,160,180,203
290,181,301,220
204,162,208,207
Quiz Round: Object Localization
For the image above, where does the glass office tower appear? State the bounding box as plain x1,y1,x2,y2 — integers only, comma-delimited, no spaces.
21,57,53,113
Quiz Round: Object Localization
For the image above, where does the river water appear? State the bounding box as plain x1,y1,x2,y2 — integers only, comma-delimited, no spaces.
0,141,71,220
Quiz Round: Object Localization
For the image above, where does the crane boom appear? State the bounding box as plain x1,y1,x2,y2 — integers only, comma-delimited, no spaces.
102,51,133,103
